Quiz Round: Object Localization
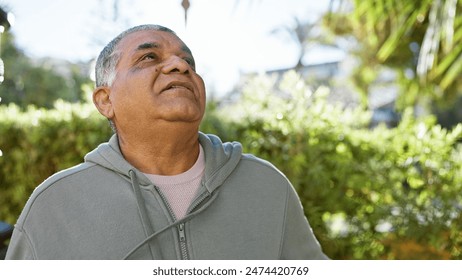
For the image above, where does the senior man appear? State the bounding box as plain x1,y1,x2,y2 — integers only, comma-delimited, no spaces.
6,24,328,260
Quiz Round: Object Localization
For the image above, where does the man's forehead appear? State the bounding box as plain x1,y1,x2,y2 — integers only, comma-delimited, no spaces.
116,30,192,55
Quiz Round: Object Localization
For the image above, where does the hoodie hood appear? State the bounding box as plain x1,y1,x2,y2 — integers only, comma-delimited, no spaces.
198,132,242,192
84,132,242,193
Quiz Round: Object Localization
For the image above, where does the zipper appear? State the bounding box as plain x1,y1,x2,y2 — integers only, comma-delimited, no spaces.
153,183,213,260
174,189,212,260
176,188,212,260
153,186,191,260
187,189,211,215
153,186,177,221
178,223,189,260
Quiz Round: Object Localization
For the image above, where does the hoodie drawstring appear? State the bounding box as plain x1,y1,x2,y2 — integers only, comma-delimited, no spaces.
123,187,219,260
128,169,163,259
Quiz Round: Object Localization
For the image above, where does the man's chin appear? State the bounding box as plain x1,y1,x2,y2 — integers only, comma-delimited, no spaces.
157,111,204,125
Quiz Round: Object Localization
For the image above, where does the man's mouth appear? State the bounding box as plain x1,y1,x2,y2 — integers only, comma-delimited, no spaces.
162,81,193,93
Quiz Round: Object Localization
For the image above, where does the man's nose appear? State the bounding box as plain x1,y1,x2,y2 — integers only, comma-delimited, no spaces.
161,56,190,74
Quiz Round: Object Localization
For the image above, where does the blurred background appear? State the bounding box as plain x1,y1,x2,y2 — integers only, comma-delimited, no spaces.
0,0,461,259
0,0,341,102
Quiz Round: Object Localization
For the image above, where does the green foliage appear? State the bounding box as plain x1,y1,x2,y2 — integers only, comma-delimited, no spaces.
0,32,92,108
324,0,462,109
0,100,112,225
202,72,462,259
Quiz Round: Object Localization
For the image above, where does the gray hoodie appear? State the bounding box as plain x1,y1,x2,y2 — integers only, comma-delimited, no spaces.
6,133,328,260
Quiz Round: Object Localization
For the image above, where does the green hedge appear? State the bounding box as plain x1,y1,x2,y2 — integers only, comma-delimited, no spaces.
1,72,462,259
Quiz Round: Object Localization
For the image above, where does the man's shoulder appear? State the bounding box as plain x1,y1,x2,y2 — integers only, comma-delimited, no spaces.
232,153,290,189
239,153,287,178
36,162,98,191
15,162,99,225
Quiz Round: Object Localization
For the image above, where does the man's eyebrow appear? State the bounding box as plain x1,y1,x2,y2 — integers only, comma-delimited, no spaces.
135,42,160,51
134,42,192,56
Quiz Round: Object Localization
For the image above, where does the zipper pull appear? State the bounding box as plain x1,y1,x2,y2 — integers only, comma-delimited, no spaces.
178,223,189,259
178,223,186,242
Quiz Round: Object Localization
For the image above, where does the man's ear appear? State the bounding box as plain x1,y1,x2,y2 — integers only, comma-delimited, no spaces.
93,86,115,119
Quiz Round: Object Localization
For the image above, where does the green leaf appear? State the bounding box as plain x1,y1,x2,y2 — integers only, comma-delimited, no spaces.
440,52,462,89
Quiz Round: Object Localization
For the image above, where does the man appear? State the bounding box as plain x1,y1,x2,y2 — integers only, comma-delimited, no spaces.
6,24,328,260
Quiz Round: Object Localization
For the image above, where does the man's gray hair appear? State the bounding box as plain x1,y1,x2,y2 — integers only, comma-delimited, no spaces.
94,24,176,87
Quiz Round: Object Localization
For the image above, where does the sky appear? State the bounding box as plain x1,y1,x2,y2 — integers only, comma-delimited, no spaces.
1,0,343,97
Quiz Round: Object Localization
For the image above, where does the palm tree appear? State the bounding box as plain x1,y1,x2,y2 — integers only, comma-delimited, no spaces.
271,17,324,71
325,0,462,108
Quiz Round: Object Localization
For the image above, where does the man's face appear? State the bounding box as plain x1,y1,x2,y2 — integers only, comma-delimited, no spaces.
107,29,206,133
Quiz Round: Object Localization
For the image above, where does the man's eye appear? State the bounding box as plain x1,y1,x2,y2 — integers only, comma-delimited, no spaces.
142,53,156,60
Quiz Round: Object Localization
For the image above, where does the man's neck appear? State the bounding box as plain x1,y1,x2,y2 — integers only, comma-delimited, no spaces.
117,124,200,175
